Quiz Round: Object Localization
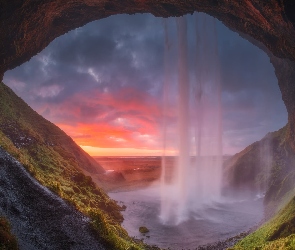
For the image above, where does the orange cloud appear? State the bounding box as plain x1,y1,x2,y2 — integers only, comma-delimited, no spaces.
48,86,165,154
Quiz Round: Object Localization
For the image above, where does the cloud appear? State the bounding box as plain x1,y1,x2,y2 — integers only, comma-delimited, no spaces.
33,84,64,98
3,13,287,155
35,85,163,150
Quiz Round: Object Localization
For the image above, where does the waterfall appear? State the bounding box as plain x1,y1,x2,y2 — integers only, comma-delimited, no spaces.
160,13,223,225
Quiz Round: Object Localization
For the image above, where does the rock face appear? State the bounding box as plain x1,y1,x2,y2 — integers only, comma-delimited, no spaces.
223,125,295,217
223,128,281,195
223,133,274,197
0,147,105,250
0,1,295,146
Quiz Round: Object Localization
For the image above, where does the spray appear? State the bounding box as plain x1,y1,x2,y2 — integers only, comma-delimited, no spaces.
160,13,223,224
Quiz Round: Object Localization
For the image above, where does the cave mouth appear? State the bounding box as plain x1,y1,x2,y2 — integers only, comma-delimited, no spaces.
3,12,287,158
3,12,288,248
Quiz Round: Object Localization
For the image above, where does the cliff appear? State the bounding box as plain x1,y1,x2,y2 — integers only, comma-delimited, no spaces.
224,126,295,215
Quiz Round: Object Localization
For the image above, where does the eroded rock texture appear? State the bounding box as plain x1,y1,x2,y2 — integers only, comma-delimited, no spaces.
0,147,105,250
0,0,295,143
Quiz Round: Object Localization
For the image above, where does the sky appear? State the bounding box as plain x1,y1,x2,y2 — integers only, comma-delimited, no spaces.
3,13,287,156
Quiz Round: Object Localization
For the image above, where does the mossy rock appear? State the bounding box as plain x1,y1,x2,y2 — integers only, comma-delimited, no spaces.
139,226,149,234
267,215,295,241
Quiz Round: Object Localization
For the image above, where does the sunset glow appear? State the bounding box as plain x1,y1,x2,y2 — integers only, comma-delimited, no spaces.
4,14,287,156
50,86,164,156
80,145,176,156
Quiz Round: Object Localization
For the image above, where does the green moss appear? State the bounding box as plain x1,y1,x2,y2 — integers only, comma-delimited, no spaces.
231,195,295,250
89,209,142,250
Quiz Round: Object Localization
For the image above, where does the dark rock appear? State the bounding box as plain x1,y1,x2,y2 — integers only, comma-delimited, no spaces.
0,148,105,249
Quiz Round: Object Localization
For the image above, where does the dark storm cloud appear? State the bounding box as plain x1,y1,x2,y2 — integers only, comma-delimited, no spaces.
48,14,164,88
5,14,164,101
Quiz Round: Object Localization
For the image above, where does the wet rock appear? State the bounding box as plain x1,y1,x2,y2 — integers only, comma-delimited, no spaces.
0,147,105,250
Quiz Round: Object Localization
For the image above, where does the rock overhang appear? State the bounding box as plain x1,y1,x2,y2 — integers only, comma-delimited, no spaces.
1,0,295,144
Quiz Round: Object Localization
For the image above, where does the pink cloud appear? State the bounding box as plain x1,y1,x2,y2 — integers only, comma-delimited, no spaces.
38,86,163,151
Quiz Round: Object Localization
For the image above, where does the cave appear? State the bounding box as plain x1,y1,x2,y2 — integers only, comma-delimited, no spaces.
0,0,295,148
1,1,295,249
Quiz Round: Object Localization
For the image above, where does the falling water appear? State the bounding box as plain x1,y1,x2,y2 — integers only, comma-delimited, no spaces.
160,13,223,224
